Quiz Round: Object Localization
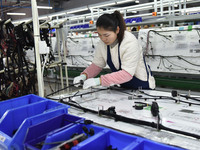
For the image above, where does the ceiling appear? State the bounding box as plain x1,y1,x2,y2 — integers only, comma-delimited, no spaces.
0,0,152,21
1,0,200,22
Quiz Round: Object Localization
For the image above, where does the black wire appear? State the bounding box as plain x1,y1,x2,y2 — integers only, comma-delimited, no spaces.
91,86,200,106
79,55,93,62
46,81,83,97
49,88,108,101
60,97,200,139
138,90,200,106
178,56,200,67
147,55,200,71
68,37,79,44
145,28,200,55
73,56,89,67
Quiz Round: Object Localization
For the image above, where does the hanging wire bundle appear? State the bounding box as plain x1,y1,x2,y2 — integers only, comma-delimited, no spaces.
0,20,36,100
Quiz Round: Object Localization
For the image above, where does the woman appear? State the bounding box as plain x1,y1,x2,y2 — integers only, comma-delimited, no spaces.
73,11,155,90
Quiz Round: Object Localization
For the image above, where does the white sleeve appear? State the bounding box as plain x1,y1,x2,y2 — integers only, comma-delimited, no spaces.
120,36,141,76
92,41,107,68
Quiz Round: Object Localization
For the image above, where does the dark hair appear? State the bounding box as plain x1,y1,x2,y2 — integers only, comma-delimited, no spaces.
96,10,126,45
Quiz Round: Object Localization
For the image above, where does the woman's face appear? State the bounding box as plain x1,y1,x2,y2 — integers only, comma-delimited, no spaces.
97,27,119,45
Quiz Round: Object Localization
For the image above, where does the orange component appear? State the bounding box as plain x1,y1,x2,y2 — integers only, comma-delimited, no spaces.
152,12,157,16
137,26,141,31
89,20,94,24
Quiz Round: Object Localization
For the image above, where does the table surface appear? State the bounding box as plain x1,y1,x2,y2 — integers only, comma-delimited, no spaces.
52,87,200,150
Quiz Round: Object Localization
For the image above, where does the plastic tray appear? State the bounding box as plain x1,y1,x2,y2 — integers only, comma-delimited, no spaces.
24,114,85,150
25,123,184,150
25,123,103,150
0,94,47,119
0,99,69,150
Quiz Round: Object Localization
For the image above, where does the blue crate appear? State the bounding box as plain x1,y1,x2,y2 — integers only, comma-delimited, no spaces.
26,122,184,150
0,94,47,119
24,114,85,150
72,128,139,150
126,138,185,150
73,128,184,150
25,123,104,150
0,99,70,150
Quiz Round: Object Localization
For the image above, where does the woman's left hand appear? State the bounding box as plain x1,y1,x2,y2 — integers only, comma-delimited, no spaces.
83,78,101,89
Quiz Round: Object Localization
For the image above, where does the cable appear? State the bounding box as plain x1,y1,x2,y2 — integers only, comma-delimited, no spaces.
147,55,200,72
177,56,200,67
138,90,200,106
61,99,200,139
46,80,84,97
49,87,108,101
145,28,200,56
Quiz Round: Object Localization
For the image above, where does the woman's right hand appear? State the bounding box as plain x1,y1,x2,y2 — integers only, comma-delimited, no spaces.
73,74,87,87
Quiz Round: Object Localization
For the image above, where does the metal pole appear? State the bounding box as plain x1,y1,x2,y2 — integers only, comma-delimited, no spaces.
160,0,163,16
62,30,69,94
56,29,64,90
31,0,44,97
154,0,157,13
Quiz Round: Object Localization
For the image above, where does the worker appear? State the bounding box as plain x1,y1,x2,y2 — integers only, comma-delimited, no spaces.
73,10,155,90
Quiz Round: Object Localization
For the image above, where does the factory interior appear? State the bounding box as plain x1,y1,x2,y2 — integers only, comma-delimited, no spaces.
0,0,200,150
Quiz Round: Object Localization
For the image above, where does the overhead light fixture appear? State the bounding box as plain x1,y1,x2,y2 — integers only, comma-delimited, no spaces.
131,11,137,13
117,0,135,4
37,6,53,9
174,4,178,7
90,2,116,9
135,0,139,3
67,8,89,14
49,12,66,18
7,13,26,16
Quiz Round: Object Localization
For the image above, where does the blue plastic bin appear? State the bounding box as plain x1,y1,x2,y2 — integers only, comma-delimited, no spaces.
25,123,104,150
126,139,184,150
73,127,184,150
0,99,69,150
24,114,85,150
72,128,139,150
30,123,184,150
0,94,47,119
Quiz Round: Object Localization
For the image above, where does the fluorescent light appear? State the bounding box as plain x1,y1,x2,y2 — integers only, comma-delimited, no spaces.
90,2,116,9
7,13,26,16
174,4,178,7
131,11,137,13
127,9,138,13
135,0,139,3
67,8,88,14
37,6,52,9
117,0,135,4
